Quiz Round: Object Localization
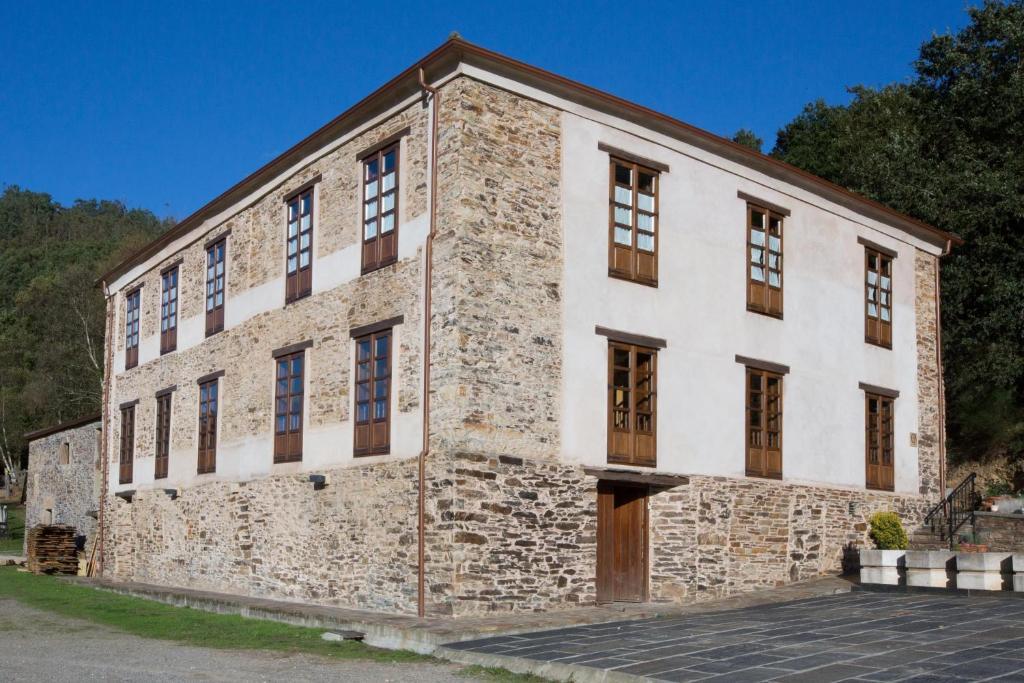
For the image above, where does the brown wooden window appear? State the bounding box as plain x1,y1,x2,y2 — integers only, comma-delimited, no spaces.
745,367,782,479
865,393,895,491
362,144,399,273
865,248,893,347
124,288,140,369
607,342,657,467
609,159,658,285
286,189,313,303
205,239,226,336
747,205,784,317
160,267,179,354
197,379,218,474
119,405,135,484
155,392,171,480
273,352,304,463
354,329,391,456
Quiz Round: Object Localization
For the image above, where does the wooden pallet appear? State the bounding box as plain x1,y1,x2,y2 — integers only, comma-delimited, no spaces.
26,525,78,574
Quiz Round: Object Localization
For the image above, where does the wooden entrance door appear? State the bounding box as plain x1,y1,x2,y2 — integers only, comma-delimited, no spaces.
597,482,648,603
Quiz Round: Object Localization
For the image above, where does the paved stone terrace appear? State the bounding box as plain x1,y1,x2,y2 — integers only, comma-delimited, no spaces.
443,591,1024,682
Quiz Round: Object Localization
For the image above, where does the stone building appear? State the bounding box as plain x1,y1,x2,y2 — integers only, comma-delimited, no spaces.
96,38,960,616
24,414,102,553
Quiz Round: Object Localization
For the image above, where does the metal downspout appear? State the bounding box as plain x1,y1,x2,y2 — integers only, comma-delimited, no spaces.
936,241,950,494
417,67,439,618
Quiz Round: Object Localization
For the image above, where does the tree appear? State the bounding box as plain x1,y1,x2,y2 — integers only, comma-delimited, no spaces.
731,128,764,153
772,0,1024,467
0,186,169,479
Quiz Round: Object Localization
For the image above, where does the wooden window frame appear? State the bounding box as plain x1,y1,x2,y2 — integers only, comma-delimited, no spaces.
864,247,893,348
197,378,219,474
154,391,172,479
608,157,659,286
119,405,135,485
606,342,657,467
361,143,400,274
273,350,305,464
746,204,784,318
205,238,227,336
124,288,141,369
745,366,783,479
353,329,392,456
285,188,314,303
160,266,179,354
865,391,895,491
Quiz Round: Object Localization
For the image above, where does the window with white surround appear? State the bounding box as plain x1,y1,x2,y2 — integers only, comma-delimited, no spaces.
286,189,313,303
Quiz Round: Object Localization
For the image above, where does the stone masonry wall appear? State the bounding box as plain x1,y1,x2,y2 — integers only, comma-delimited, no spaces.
442,452,597,614
102,457,421,612
972,513,1024,551
429,77,563,460
108,100,429,484
121,101,429,346
24,420,102,553
914,249,944,497
649,475,933,604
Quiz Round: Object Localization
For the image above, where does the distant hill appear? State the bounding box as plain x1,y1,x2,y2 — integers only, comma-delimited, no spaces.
0,185,170,476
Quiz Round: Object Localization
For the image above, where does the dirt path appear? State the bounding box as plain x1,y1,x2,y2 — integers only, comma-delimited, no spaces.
0,597,475,682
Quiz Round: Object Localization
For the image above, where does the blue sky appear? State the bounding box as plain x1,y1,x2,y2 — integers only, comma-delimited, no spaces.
0,1,971,220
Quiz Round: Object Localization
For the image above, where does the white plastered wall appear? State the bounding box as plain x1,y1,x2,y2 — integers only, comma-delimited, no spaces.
559,112,930,494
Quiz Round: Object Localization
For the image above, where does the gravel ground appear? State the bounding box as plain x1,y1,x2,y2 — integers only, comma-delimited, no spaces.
0,597,476,682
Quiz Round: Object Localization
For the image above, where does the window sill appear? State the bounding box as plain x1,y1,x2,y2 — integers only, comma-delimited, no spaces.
747,306,784,320
273,455,303,465
866,484,895,492
606,455,657,469
361,258,398,277
746,471,783,480
284,292,312,308
354,449,391,458
607,270,658,288
865,338,893,350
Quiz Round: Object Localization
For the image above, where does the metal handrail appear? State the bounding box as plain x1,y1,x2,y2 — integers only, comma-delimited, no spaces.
923,472,977,546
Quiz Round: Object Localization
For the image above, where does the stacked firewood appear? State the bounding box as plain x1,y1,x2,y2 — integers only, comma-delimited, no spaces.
26,525,78,574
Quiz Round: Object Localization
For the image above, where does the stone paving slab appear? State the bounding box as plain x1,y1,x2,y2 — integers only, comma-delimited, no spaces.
440,591,1024,682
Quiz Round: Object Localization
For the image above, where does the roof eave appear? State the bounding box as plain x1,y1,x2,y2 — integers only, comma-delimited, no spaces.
24,412,103,441
100,37,961,289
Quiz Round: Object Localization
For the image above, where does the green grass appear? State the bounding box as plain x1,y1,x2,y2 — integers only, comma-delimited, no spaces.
0,566,425,662
0,506,24,554
0,567,554,680
458,665,553,682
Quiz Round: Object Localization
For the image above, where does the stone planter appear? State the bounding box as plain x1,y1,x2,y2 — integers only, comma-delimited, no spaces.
1014,554,1024,593
956,552,1013,591
860,549,905,585
905,551,957,588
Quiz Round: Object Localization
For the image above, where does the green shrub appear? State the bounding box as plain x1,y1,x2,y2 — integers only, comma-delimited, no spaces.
869,511,908,550
985,480,1013,497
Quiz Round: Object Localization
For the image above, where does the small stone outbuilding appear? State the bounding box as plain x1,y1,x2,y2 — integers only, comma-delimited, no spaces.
24,414,102,555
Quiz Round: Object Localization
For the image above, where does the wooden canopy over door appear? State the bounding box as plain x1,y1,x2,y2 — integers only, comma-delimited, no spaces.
597,482,648,603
